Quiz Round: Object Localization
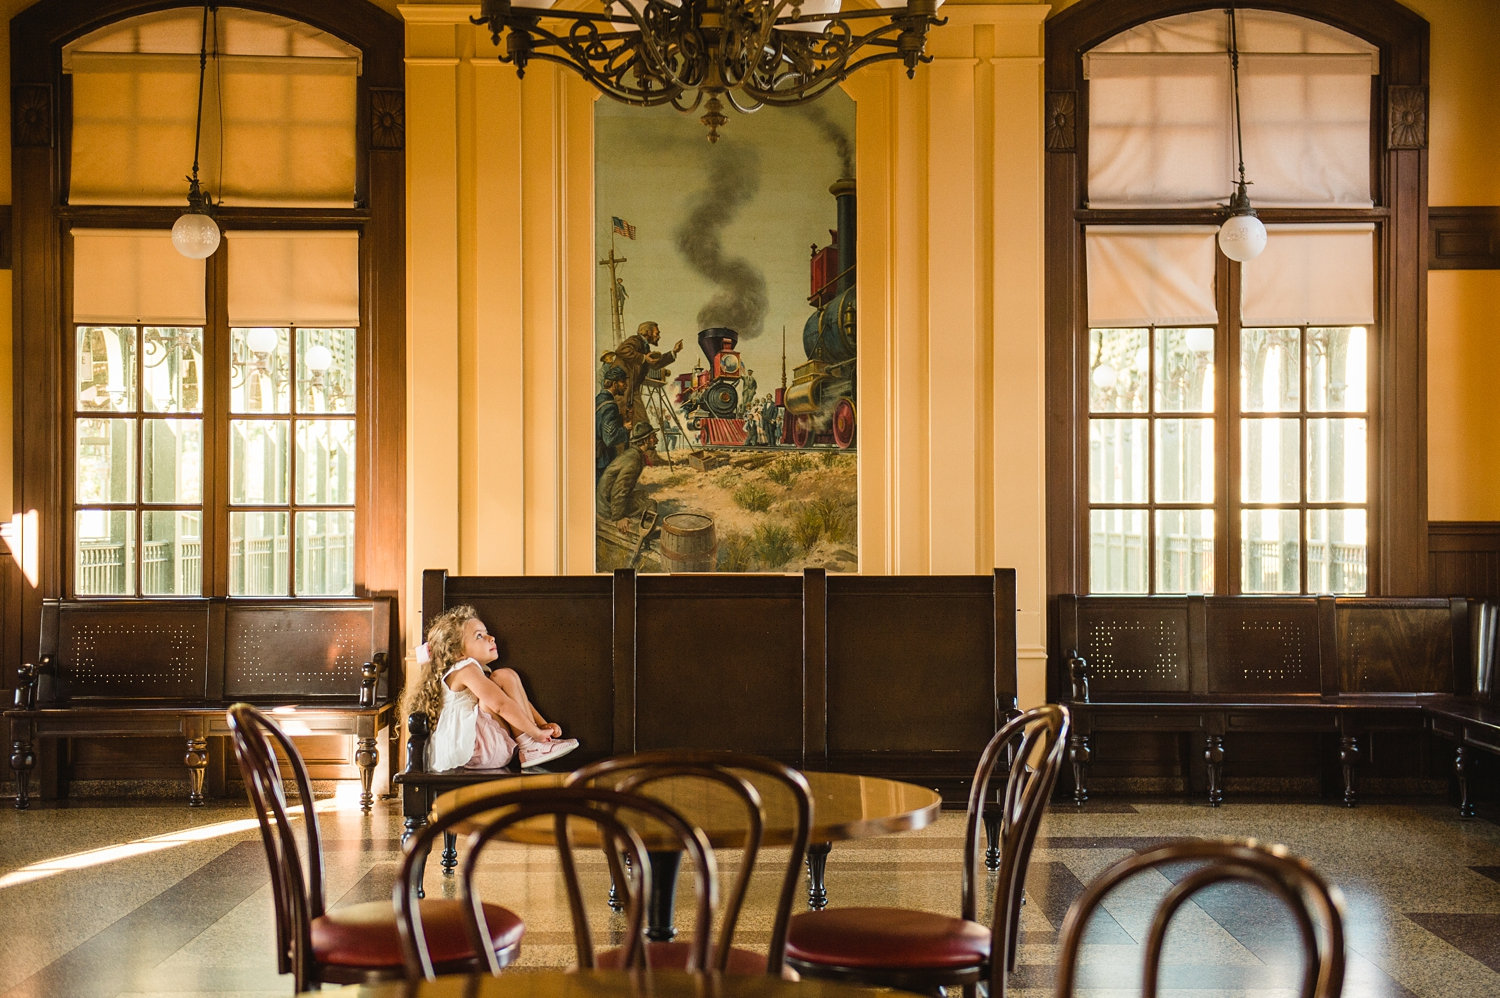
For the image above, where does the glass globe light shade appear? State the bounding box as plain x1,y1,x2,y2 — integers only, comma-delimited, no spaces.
247,327,280,355
304,343,334,373
1218,212,1266,262
171,210,221,260
1091,363,1118,390
1184,327,1215,354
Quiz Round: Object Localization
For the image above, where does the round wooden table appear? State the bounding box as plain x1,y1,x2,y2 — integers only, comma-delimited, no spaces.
429,770,941,938
299,969,899,998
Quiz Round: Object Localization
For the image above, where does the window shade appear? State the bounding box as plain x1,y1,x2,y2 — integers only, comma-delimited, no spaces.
1240,224,1375,326
1085,9,1376,209
227,231,360,326
72,229,206,324
65,7,358,208
1086,227,1219,327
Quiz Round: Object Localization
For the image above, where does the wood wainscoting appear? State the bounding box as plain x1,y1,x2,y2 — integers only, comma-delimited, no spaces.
1429,522,1500,599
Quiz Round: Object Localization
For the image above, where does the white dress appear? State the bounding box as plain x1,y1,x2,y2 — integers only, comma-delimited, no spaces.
428,660,517,771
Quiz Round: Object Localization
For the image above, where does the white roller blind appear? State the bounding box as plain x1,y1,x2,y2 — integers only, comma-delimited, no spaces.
1085,9,1376,209
72,229,206,324
1086,227,1219,327
227,231,360,326
1241,224,1375,326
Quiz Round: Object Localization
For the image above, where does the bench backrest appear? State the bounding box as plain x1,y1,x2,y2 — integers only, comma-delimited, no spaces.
1054,594,1469,700
40,597,395,703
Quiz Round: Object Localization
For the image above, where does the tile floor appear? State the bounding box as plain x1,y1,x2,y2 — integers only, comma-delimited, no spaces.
2,789,1500,997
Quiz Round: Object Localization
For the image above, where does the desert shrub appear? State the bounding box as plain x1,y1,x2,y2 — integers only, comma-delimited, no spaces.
767,454,815,485
717,531,755,572
752,523,798,568
732,482,774,512
793,505,824,552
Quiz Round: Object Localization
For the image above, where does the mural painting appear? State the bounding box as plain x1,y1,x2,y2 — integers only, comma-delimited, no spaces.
594,93,858,574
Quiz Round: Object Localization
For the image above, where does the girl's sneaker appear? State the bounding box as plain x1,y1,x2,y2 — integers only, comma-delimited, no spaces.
518,736,579,769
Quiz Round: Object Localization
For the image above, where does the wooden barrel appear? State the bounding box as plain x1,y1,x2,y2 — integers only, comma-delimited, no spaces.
659,512,717,572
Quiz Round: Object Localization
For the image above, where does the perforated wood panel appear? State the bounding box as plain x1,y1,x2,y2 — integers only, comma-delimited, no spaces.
224,604,378,698
58,606,209,698
1075,601,1189,693
1336,600,1456,693
1205,598,1320,693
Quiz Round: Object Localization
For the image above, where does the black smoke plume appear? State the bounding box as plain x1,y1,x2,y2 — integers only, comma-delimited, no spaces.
674,147,769,340
798,101,854,178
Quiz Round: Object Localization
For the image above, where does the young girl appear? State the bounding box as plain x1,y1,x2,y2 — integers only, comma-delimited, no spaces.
406,604,579,771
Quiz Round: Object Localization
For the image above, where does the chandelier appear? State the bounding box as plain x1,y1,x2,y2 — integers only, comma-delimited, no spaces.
472,0,947,141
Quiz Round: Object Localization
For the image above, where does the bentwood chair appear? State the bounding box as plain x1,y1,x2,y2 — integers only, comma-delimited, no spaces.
396,783,718,980
568,750,813,976
1053,838,1346,998
784,704,1069,998
227,703,525,992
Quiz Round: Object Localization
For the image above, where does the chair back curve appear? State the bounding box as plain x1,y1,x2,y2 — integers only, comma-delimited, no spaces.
1052,838,1346,998
226,702,329,981
966,703,1070,997
395,783,717,980
568,749,813,975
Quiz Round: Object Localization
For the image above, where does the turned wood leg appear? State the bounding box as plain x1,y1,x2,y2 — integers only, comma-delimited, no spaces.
646,850,682,941
1204,734,1224,807
806,841,831,910
982,800,1001,871
1339,735,1360,808
10,735,34,810
1456,745,1475,819
1068,731,1091,805
403,815,430,898
184,736,208,807
608,853,632,911
441,830,459,875
354,737,378,812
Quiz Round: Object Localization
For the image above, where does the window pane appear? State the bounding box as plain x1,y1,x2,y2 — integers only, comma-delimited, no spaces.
142,419,202,504
1154,328,1214,413
1307,327,1367,412
1308,418,1367,502
141,328,203,413
142,510,203,595
296,419,356,505
1089,419,1148,503
75,417,135,503
1090,508,1148,593
229,511,289,596
296,510,354,596
298,328,356,414
76,509,133,595
1089,328,1149,413
1154,418,1214,502
76,326,135,411
1307,508,1368,594
230,328,290,414
1241,417,1300,502
1240,328,1301,412
1242,509,1301,593
1155,509,1214,594
230,420,290,505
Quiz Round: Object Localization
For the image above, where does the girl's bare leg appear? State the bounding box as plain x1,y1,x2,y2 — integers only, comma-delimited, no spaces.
486,668,554,738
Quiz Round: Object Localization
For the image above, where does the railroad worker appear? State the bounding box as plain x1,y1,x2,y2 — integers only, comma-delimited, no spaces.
598,421,657,526
761,395,779,446
595,363,629,483
744,406,762,446
739,368,758,416
615,321,682,426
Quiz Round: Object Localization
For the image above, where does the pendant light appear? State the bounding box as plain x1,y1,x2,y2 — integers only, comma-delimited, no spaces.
1217,6,1266,263
171,5,220,260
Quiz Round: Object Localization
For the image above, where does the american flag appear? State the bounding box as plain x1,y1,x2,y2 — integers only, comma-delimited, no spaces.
612,216,636,240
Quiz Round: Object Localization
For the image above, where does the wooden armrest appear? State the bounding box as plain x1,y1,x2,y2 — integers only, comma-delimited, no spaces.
1068,652,1091,703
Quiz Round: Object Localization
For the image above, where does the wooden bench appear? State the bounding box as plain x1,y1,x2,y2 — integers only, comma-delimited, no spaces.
1424,599,1500,816
1052,595,1472,807
396,567,1020,843
6,596,397,810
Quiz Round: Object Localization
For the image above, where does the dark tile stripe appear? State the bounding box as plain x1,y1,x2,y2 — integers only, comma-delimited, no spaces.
1405,912,1500,973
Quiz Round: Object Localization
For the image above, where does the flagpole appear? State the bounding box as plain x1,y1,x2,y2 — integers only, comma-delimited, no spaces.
598,227,628,346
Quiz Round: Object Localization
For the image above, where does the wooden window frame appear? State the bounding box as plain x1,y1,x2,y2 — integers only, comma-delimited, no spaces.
8,0,406,670
1045,0,1429,598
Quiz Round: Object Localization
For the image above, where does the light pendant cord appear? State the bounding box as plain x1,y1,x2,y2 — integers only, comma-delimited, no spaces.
1228,6,1247,192
190,4,208,191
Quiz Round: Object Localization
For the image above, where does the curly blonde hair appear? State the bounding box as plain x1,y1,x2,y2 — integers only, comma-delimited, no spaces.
403,604,480,726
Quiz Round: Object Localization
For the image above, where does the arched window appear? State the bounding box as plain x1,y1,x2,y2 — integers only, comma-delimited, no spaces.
11,1,404,641
1045,0,1428,596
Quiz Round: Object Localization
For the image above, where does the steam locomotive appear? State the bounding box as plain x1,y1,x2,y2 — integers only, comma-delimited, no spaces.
671,177,857,450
